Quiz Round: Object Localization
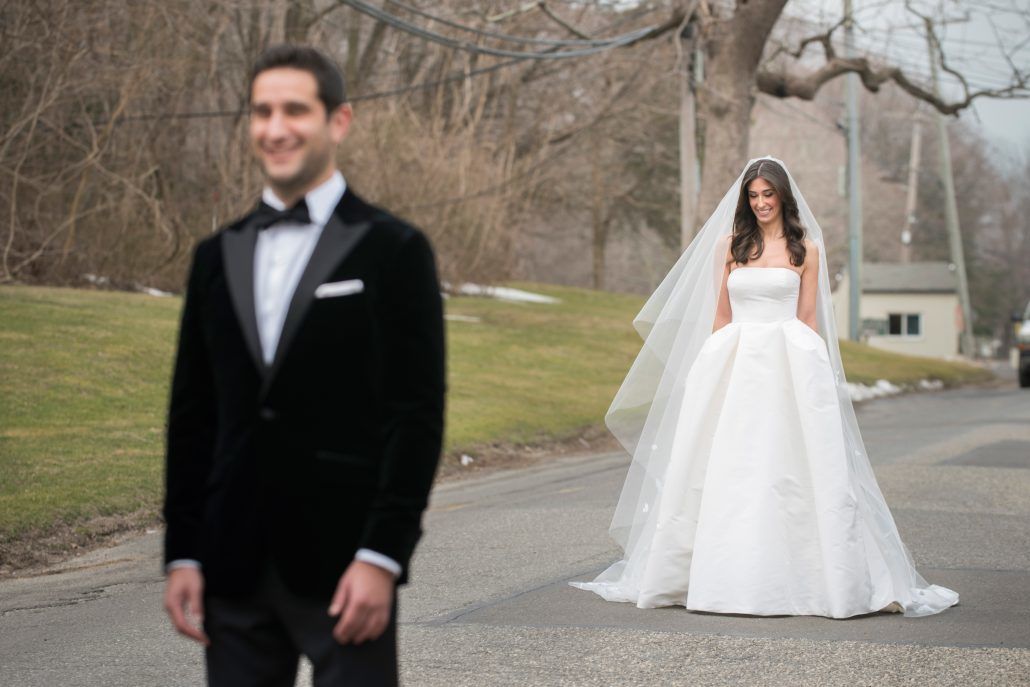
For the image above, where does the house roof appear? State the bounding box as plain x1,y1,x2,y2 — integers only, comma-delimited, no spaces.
860,261,958,294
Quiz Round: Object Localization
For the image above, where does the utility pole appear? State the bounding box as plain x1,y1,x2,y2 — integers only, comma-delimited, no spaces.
901,119,922,264
925,20,976,358
679,23,703,249
844,0,863,341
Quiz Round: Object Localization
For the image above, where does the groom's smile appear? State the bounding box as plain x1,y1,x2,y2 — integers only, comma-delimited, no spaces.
249,66,351,204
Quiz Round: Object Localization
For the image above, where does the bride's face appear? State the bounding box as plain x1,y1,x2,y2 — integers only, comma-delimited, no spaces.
747,177,781,227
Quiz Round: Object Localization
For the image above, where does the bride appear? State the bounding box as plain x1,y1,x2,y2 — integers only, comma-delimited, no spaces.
571,157,958,618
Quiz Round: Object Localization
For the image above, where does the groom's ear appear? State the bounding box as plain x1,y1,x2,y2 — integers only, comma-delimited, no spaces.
328,103,353,145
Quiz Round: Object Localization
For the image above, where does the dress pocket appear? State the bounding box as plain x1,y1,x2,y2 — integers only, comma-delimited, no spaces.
702,322,741,352
784,319,830,362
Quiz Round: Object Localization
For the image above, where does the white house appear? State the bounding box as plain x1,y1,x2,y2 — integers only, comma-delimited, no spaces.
832,261,963,359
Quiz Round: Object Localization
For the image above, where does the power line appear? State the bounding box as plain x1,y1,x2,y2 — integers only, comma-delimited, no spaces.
101,56,529,125
776,10,1027,87
955,0,1030,15
99,3,664,125
381,0,620,47
821,32,1025,91
756,95,841,134
354,56,524,101
876,31,1030,73
866,51,1022,91
776,47,1016,93
850,34,1023,88
870,53,1011,87
396,130,582,212
338,0,659,60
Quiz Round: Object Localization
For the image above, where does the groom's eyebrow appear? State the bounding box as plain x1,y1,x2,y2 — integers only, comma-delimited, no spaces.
249,99,312,115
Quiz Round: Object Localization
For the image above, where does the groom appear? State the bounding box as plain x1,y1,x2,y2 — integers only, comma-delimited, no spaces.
162,44,445,686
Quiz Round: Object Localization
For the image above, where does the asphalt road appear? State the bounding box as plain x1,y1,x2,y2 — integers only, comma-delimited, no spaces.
1,379,1028,686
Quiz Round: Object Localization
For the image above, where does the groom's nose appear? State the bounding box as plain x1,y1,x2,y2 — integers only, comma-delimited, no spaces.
263,109,290,141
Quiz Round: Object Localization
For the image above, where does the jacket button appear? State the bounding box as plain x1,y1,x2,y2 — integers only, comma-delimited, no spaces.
259,407,278,421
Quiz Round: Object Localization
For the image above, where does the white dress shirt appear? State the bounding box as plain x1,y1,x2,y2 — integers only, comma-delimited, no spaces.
253,173,341,365
168,171,402,579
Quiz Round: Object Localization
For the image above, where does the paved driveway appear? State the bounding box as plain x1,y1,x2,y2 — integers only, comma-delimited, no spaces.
1,381,1028,686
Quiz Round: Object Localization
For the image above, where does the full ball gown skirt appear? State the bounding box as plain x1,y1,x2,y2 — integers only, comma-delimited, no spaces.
573,267,958,618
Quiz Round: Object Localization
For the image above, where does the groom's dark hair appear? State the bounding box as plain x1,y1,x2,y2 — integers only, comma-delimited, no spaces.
249,45,347,115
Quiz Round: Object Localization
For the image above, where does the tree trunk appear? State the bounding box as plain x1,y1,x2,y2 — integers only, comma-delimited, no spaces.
591,144,607,291
695,0,788,225
695,64,753,221
284,0,315,44
592,223,607,291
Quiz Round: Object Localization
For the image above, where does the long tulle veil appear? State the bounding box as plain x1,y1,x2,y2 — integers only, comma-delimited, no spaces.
581,156,957,616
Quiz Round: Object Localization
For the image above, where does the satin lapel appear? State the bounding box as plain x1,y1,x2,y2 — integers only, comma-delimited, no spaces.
221,221,265,373
260,214,372,398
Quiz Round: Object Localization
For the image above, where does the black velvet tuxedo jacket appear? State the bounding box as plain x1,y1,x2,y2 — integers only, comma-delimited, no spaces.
163,188,445,600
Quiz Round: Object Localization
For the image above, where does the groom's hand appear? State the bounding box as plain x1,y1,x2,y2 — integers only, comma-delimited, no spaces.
328,560,395,645
164,567,210,645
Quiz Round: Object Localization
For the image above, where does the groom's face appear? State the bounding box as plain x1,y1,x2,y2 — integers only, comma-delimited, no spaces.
249,67,351,198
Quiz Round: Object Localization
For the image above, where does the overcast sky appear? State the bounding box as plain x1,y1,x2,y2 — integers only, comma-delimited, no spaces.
951,12,1030,156
609,0,1029,153
841,0,1029,156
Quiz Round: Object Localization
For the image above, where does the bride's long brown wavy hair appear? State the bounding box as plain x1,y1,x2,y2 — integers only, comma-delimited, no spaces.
730,159,807,267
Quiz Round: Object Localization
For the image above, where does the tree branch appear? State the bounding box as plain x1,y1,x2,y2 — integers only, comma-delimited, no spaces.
484,2,538,24
537,2,592,40
765,17,845,64
756,55,1028,115
621,4,694,48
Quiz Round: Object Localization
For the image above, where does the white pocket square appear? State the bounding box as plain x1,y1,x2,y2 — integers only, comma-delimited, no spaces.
315,279,364,299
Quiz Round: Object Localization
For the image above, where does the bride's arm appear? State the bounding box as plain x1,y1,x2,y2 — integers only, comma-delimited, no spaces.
798,240,820,332
712,238,733,332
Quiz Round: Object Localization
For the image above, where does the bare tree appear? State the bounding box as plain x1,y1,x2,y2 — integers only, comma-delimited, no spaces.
613,0,1029,219
2,0,1025,297
0,0,541,288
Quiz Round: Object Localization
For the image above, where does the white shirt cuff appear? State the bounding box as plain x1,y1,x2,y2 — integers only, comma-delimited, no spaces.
355,549,402,578
167,553,400,577
166,559,202,573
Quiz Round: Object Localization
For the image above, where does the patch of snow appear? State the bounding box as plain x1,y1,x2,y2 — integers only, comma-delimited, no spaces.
83,273,109,286
82,273,173,297
460,454,475,466
848,378,946,402
445,314,481,323
874,379,901,393
135,284,173,297
848,379,902,402
449,282,560,304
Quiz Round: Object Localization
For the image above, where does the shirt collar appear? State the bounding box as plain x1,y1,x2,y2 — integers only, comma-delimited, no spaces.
261,170,347,227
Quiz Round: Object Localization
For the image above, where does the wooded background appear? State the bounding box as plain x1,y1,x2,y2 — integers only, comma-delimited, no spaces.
1,0,1028,344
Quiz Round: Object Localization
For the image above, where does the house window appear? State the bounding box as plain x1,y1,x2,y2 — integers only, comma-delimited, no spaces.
887,312,922,337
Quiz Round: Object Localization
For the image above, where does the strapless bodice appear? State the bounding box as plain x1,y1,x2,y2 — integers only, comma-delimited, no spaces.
728,267,800,323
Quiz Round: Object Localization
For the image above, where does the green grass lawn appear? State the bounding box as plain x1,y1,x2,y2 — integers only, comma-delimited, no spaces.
837,338,991,387
0,286,179,557
445,283,644,450
0,283,991,558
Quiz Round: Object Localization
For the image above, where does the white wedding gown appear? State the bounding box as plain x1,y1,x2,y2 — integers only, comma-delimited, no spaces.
573,267,958,618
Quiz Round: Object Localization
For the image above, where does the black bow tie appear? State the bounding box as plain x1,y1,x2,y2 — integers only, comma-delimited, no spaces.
252,199,312,230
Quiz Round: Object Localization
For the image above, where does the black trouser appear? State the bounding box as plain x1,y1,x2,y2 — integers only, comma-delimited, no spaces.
204,565,398,687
